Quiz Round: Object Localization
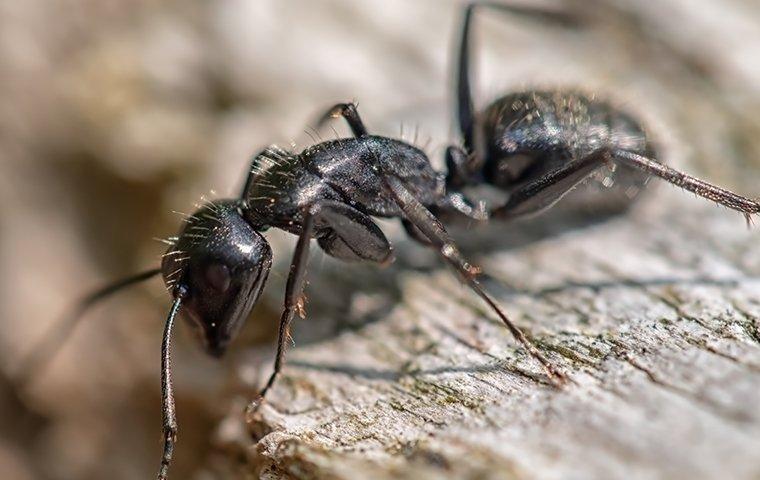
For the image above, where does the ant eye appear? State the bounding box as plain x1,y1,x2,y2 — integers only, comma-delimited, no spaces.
205,262,231,292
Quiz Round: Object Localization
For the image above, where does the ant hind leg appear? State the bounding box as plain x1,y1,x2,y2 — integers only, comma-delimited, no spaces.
613,150,760,224
483,148,759,224
454,1,583,154
490,150,610,220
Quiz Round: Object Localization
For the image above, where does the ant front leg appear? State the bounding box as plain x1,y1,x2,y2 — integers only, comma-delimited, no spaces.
382,174,566,384
249,200,393,412
249,208,315,411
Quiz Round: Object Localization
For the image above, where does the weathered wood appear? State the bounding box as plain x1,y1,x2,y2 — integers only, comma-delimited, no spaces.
3,0,760,478
199,2,760,477
215,193,760,480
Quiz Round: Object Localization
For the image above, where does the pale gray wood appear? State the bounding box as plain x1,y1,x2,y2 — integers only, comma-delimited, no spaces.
203,2,760,479
2,1,760,479
212,192,760,480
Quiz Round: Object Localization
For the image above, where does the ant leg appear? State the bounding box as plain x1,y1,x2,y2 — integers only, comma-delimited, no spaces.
491,150,610,220
613,150,760,223
455,1,581,155
251,210,314,410
250,201,393,412
405,190,486,242
157,289,186,480
402,218,433,245
456,4,478,154
314,102,368,138
437,190,488,222
314,200,394,264
445,145,479,188
13,268,161,389
383,174,566,384
490,149,760,223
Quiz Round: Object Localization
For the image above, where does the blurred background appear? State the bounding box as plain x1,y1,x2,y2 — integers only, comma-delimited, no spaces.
1,0,760,478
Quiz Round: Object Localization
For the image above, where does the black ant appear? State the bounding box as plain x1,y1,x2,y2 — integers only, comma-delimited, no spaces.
14,3,760,480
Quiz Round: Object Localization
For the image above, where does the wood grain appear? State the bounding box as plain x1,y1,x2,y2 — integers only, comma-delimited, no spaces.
216,192,760,480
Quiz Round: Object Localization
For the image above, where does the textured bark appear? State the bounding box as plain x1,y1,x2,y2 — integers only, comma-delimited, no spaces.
216,193,760,480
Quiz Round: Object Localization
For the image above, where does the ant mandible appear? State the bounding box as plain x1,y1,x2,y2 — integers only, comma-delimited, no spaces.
14,3,760,480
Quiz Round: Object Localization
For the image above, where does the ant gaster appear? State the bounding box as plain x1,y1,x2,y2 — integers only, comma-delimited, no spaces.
439,2,760,223
15,3,760,480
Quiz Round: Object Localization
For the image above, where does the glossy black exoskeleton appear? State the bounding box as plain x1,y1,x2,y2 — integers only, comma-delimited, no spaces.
151,107,554,480
16,4,760,480
161,200,272,357
17,102,549,480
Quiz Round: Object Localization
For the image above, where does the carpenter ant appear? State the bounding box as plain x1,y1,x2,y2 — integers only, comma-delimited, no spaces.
14,4,760,480
13,104,559,480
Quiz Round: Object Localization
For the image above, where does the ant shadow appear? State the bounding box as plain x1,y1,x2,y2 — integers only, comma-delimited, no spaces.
288,273,747,385
274,200,753,386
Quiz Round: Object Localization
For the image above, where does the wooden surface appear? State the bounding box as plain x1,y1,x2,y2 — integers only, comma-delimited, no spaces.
214,193,760,480
208,3,760,477
3,1,760,479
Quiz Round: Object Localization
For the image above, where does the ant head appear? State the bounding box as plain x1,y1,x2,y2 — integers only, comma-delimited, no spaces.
161,200,272,357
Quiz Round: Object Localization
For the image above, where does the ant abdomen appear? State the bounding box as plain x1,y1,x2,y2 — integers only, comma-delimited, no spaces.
479,90,659,216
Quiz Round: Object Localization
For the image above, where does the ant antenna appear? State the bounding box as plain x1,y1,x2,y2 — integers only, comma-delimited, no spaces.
13,268,161,389
157,290,184,480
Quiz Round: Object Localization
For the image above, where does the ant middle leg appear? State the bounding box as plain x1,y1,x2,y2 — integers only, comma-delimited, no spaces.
314,201,394,264
381,173,566,384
